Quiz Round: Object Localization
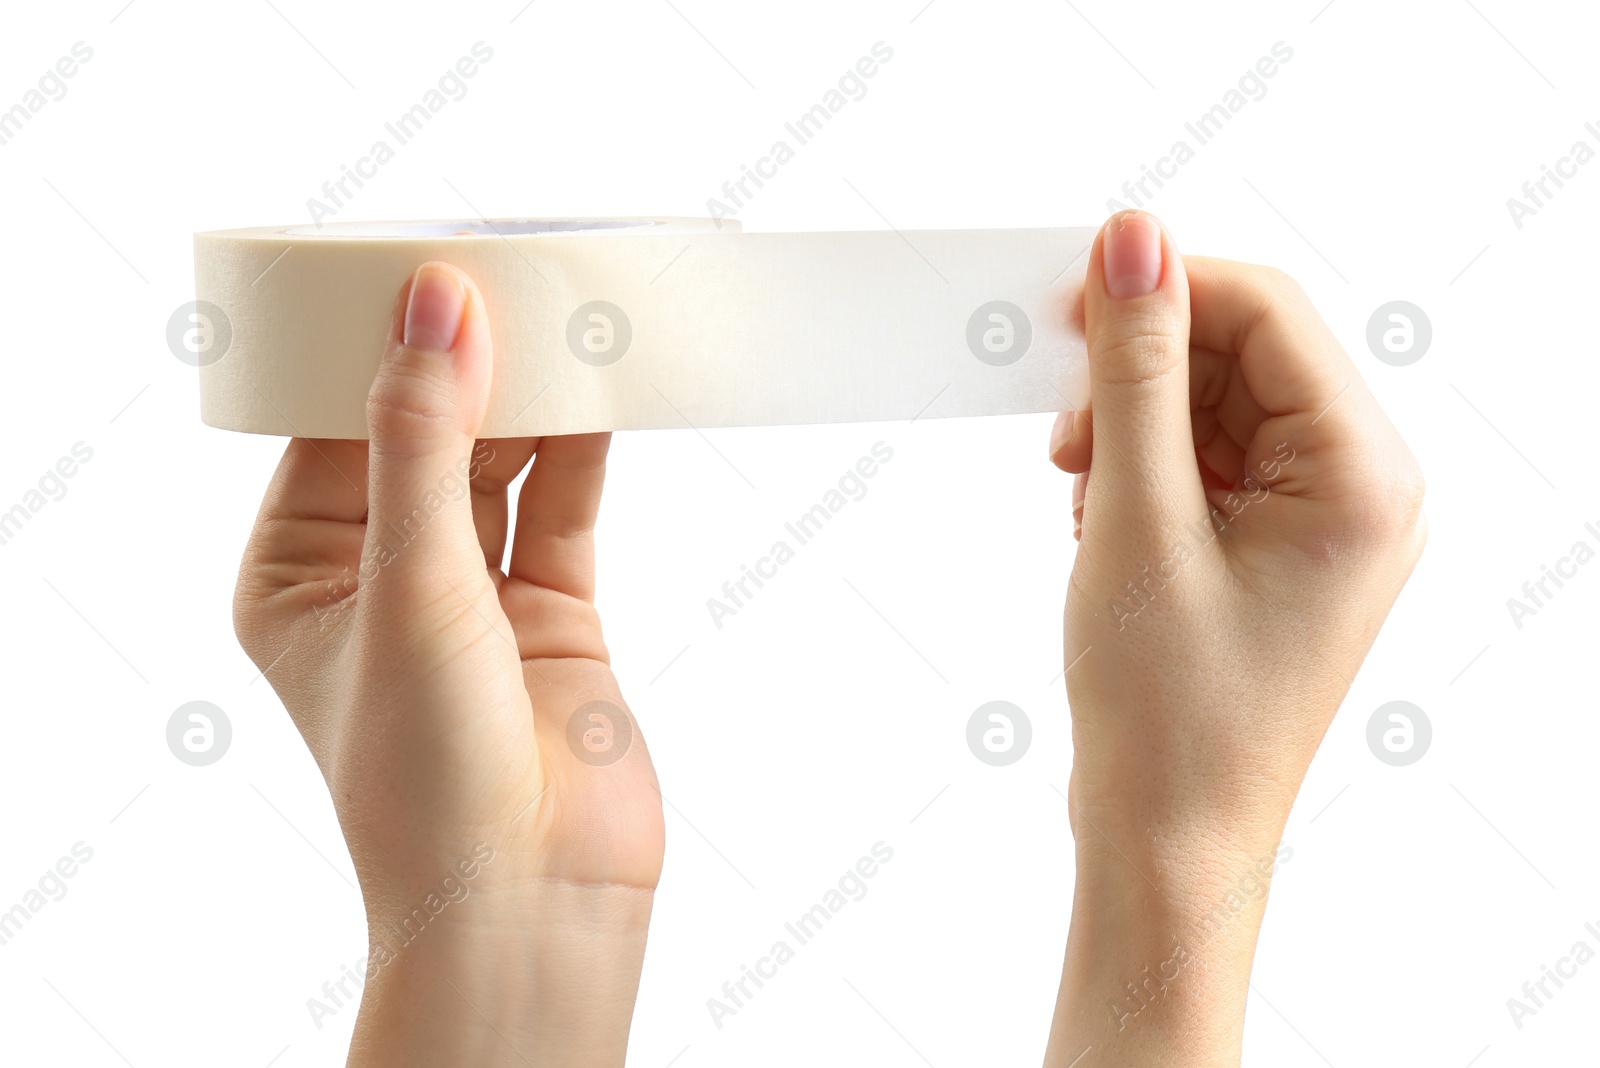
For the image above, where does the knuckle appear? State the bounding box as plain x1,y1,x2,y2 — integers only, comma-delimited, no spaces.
1093,323,1187,389
366,361,456,438
1341,447,1428,549
1383,459,1427,537
1221,261,1298,307
1261,264,1303,298
521,509,595,543
1251,265,1313,317
1362,487,1423,543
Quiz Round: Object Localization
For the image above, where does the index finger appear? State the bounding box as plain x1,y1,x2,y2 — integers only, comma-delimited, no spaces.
1183,256,1359,421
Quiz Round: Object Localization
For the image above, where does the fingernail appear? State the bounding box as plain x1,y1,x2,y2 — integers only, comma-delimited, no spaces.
1103,211,1163,300
1048,410,1076,461
403,263,467,353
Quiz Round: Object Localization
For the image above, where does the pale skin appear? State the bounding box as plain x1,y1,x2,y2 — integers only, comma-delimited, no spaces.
234,210,1423,1066
1044,211,1424,1065
234,265,664,1066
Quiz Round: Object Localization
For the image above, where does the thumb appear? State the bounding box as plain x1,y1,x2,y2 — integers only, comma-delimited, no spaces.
1081,211,1202,517
362,262,493,600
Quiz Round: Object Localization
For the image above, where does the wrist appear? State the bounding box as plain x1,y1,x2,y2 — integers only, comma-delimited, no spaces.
1066,733,1303,862
1045,822,1293,1067
350,873,655,1068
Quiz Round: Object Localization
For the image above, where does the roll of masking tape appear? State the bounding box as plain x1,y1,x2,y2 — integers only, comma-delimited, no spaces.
193,218,1093,438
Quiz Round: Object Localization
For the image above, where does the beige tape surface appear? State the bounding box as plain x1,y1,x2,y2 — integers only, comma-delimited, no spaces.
194,218,1093,439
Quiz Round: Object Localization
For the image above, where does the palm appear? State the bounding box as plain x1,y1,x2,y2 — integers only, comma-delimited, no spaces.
236,433,664,897
510,615,665,892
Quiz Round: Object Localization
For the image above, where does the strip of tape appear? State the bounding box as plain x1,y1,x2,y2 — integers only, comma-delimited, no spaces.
193,218,1093,438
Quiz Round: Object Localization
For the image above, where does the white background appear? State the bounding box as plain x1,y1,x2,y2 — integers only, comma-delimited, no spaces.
0,0,1594,1065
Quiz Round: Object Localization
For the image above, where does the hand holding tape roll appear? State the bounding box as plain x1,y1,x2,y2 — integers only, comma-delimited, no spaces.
192,218,1093,438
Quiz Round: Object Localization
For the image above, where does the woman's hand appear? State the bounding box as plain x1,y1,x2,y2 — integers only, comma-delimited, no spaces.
1044,212,1425,1065
233,263,664,1067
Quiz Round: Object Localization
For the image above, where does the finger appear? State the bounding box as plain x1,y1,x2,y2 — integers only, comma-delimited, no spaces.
1059,346,1270,483
1236,409,1401,505
238,438,369,613
239,438,368,599
469,438,539,571
1185,257,1422,510
254,439,370,527
1081,210,1205,518
499,582,608,662
1191,406,1248,490
1184,256,1357,422
1058,356,1272,486
362,262,494,601
235,438,369,658
507,432,611,601
1189,344,1271,465
1048,407,1093,473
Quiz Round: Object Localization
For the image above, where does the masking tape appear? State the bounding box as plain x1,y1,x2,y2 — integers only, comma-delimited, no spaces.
193,218,1093,438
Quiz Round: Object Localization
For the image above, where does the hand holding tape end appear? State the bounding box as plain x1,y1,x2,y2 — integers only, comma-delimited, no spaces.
192,218,1095,438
